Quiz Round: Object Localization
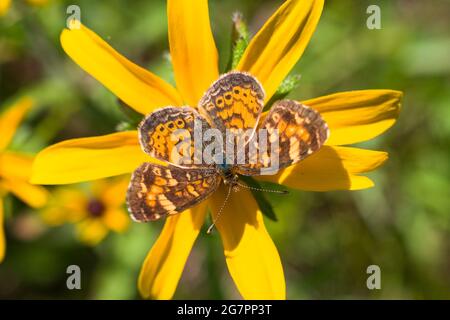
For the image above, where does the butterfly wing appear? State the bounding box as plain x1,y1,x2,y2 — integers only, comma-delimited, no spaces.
139,106,213,167
237,100,329,175
198,71,265,135
127,163,220,222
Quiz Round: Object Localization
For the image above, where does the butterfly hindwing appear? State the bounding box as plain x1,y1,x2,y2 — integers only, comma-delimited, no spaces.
198,71,265,135
237,100,329,175
127,163,220,222
139,106,212,167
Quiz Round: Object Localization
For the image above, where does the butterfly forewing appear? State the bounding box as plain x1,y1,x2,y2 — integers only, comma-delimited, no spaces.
198,71,265,135
139,106,213,168
237,100,329,175
127,163,220,222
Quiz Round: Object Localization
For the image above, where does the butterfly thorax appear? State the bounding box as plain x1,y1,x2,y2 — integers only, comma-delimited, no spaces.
218,164,239,189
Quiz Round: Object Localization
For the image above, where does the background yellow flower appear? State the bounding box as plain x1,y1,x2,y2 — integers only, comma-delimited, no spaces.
0,0,48,16
0,0,11,15
41,177,130,246
0,98,48,262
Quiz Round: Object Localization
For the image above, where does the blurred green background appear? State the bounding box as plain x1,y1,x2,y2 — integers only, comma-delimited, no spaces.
1,0,449,299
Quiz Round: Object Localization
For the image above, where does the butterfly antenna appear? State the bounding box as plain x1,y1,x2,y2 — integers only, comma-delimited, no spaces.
207,185,233,234
236,182,289,194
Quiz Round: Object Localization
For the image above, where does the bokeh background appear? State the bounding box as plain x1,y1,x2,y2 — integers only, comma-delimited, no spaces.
1,0,449,299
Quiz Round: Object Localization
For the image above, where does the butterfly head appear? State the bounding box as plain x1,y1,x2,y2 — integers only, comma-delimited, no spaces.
218,164,240,191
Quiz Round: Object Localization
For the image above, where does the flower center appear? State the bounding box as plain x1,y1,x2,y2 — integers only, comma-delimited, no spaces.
87,199,105,217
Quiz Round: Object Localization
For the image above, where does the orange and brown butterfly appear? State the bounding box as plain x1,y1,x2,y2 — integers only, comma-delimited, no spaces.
126,71,329,222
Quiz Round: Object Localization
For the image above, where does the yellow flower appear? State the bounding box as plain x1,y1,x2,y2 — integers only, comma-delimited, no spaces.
31,0,403,299
0,0,11,16
0,97,48,262
0,0,48,16
41,177,130,246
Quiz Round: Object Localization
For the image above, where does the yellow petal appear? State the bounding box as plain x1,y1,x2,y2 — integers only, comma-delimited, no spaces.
257,146,388,191
167,0,219,105
303,90,403,145
0,97,33,151
0,152,33,181
31,131,149,184
138,202,207,299
60,23,182,115
0,0,11,17
100,176,129,208
102,208,129,233
0,197,5,262
210,187,285,299
237,0,323,102
1,178,48,208
76,219,108,246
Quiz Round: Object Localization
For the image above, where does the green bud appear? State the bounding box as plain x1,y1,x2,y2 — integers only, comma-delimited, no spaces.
228,12,250,71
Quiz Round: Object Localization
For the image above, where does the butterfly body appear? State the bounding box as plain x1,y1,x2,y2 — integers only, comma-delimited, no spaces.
219,167,240,189
127,72,329,222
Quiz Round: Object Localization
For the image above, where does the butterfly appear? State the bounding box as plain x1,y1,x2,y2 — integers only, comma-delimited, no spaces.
126,71,329,222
